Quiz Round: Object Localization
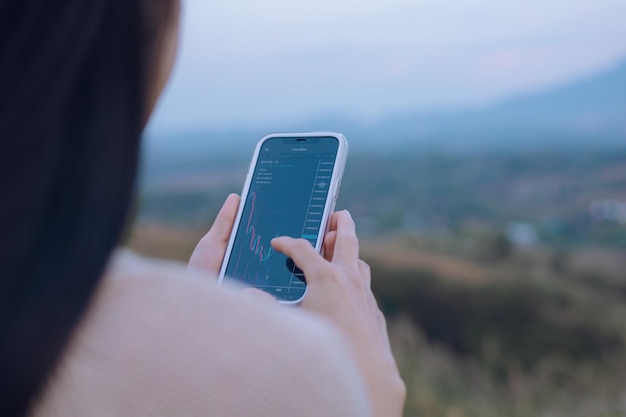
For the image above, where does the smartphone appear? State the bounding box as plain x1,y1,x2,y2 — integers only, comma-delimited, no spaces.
218,132,348,304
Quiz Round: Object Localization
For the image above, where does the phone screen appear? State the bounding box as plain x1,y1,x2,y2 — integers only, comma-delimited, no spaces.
223,136,340,301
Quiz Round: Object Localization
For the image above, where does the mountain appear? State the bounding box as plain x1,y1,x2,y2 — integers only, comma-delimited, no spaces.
148,58,626,154
344,59,626,151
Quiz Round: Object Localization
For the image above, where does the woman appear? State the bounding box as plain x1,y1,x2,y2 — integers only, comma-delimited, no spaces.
0,1,405,416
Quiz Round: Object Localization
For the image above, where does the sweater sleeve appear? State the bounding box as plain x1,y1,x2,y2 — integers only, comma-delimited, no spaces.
32,252,371,417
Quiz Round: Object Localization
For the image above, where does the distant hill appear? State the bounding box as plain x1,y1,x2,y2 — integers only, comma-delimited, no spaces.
345,58,626,151
147,58,626,154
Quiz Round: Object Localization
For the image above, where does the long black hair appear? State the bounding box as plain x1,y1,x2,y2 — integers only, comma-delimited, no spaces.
0,1,174,415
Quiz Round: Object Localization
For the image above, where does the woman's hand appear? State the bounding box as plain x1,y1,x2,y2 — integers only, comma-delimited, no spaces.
189,199,406,415
188,194,240,276
272,211,406,417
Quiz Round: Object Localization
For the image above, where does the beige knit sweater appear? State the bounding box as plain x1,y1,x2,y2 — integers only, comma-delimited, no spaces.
32,251,371,416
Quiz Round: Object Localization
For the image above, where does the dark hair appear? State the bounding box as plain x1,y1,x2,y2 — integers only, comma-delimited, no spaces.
0,1,175,415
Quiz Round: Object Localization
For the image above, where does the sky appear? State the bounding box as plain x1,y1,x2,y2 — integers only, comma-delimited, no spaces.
148,0,626,134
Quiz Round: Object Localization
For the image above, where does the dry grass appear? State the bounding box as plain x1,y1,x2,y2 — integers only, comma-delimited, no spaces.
126,222,626,417
126,222,204,262
362,240,490,284
388,315,626,417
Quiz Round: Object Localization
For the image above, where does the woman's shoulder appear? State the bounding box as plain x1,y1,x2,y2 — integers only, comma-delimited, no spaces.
33,250,370,417
94,250,342,351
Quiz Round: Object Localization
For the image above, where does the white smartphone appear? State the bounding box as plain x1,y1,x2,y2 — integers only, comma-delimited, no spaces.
218,132,349,304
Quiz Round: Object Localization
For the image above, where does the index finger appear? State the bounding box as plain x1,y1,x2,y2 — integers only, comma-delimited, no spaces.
271,237,328,277
332,210,360,264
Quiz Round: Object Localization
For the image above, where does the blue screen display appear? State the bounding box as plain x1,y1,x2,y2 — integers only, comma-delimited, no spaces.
224,136,339,301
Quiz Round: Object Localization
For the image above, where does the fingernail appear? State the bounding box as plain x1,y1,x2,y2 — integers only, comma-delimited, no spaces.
344,209,352,219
